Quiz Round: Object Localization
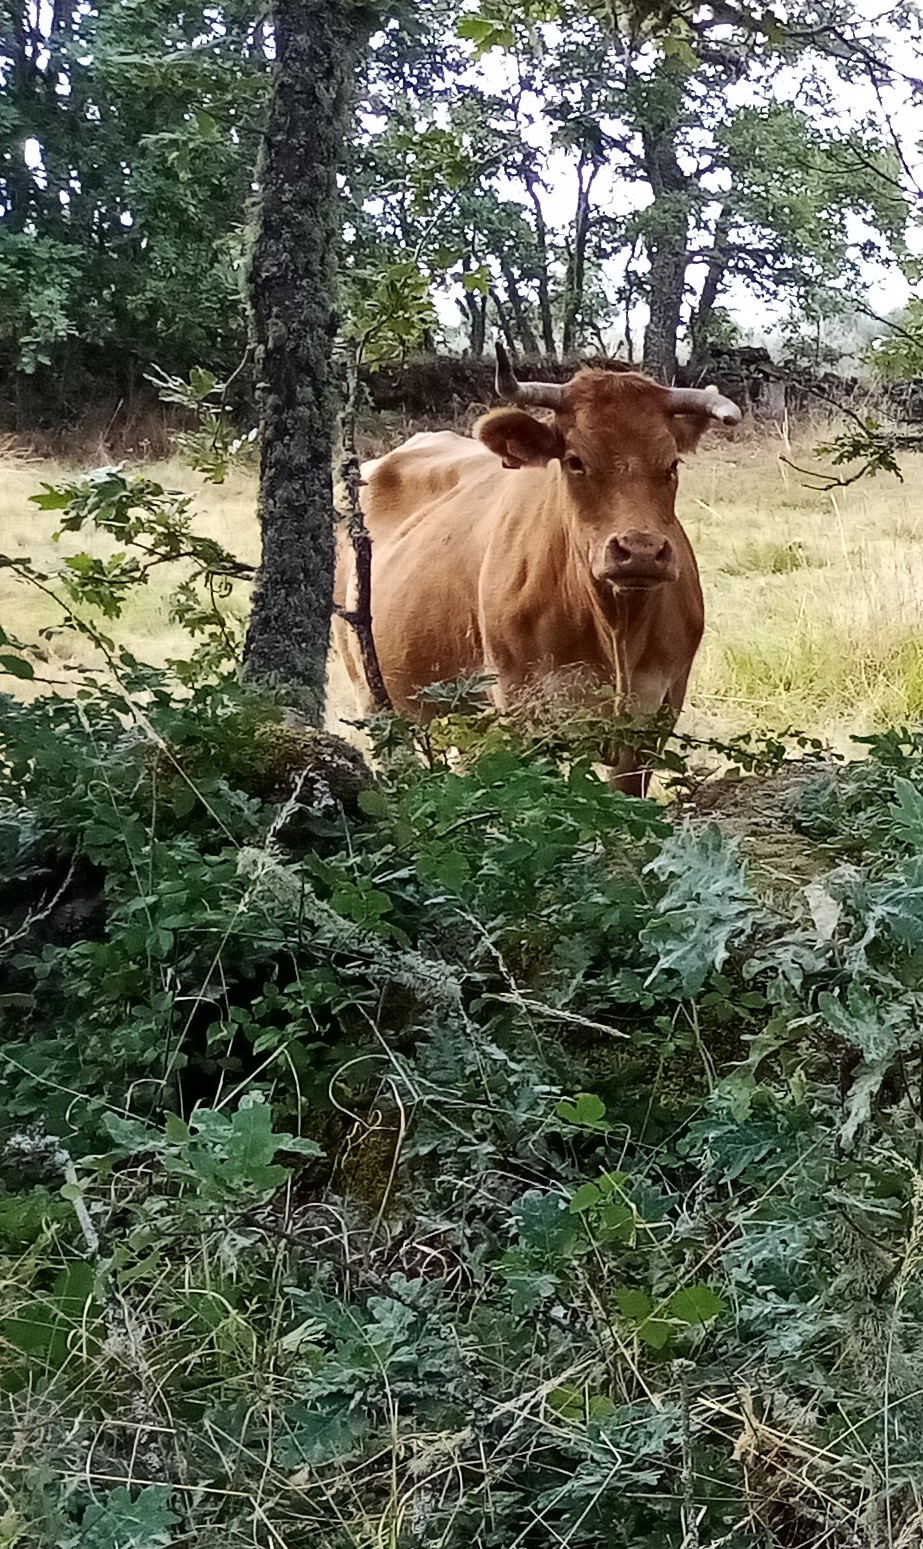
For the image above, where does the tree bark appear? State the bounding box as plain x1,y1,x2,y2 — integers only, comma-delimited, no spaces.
637,62,692,383
243,0,360,720
4,4,40,232
644,243,687,383
501,263,541,355
524,164,557,358
561,150,601,358
460,278,487,357
688,205,731,373
490,286,518,355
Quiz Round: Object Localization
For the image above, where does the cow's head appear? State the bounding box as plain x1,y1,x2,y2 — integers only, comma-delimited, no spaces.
476,344,740,593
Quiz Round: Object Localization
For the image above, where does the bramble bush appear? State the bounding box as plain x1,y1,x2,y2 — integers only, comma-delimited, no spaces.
3,476,923,1546
4,652,923,1546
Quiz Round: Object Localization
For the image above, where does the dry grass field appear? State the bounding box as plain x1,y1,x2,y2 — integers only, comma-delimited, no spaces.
2,415,923,755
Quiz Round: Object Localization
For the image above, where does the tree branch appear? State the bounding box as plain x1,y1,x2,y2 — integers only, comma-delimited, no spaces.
335,342,391,714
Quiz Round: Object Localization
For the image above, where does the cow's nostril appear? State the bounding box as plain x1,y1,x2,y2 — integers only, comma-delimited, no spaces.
602,531,674,581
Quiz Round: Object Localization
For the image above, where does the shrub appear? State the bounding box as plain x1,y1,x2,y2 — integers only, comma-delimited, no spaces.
3,667,923,1547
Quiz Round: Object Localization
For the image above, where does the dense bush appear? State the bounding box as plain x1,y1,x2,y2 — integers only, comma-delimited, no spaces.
2,665,923,1546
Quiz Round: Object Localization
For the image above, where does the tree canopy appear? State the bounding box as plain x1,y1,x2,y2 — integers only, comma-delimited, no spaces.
0,0,919,422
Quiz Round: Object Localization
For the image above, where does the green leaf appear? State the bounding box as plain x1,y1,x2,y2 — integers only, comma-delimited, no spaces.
514,1190,580,1255
280,1406,370,1467
504,1268,558,1312
642,823,757,993
457,14,515,53
667,1284,723,1325
598,1200,634,1242
283,1135,324,1158
3,1261,97,1364
616,1288,671,1348
65,1484,180,1549
616,1288,651,1321
637,1317,672,1350
194,111,219,141
574,1092,606,1125
29,485,72,510
462,264,491,296
660,32,698,67
357,788,390,818
547,1383,585,1419
889,777,923,848
418,849,470,890
557,1092,608,1130
569,1182,601,1214
0,655,34,680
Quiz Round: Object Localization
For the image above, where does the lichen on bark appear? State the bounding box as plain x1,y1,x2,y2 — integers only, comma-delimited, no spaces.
243,0,360,721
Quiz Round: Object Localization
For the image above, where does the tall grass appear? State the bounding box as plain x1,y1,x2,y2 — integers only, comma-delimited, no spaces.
679,423,923,748
3,419,923,747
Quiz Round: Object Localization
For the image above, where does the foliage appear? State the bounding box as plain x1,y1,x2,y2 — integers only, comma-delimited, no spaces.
21,465,251,683
3,0,917,425
0,1,268,419
349,0,916,371
813,418,906,484
145,365,259,485
3,634,923,1544
865,297,923,379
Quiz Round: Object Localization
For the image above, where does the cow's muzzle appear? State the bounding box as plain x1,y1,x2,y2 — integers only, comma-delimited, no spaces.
595,531,677,589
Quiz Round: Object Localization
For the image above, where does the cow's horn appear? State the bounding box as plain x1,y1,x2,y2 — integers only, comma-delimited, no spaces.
664,384,741,427
495,342,565,409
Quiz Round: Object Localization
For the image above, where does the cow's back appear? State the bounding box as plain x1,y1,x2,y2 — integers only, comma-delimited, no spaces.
360,432,491,529
335,431,503,714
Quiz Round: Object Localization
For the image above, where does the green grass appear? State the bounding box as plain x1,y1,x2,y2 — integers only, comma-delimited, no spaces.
718,538,827,577
679,426,923,749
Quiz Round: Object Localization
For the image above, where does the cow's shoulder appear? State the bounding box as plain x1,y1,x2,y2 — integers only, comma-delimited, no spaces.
362,431,492,523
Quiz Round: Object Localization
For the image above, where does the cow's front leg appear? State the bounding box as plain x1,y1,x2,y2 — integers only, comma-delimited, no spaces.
603,672,678,799
606,747,648,799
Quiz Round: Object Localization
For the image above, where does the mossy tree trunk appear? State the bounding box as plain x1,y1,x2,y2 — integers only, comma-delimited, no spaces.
243,0,360,721
636,59,692,385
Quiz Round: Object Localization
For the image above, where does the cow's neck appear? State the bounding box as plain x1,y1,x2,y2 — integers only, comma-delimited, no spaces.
560,524,654,706
597,588,657,708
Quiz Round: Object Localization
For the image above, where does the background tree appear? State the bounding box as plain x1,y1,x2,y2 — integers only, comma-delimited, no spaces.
0,1,268,424
685,106,909,372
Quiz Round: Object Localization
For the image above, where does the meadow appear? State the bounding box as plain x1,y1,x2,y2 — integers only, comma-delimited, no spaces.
2,414,923,753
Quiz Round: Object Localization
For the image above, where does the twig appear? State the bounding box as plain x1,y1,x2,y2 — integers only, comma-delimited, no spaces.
335,340,392,713
679,1361,700,1549
0,855,78,954
779,455,878,491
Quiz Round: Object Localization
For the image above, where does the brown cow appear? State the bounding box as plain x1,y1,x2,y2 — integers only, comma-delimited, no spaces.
334,344,740,794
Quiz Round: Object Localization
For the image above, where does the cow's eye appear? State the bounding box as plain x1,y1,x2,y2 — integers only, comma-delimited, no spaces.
563,452,585,475
666,460,680,482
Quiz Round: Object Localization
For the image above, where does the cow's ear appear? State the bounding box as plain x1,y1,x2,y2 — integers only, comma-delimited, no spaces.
475,409,565,468
669,414,711,454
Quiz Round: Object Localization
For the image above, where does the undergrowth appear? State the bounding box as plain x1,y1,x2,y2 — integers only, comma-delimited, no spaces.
3,659,923,1547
